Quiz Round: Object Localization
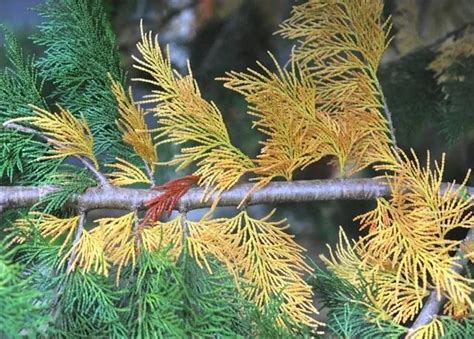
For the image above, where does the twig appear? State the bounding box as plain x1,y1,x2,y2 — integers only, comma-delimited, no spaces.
66,211,86,273
1,178,472,213
381,94,398,147
143,161,155,188
407,228,474,335
3,121,110,187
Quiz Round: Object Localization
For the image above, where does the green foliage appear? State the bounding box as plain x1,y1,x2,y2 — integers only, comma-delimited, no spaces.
120,249,314,337
56,273,127,337
379,50,443,145
34,167,97,214
437,56,474,145
0,27,57,185
0,0,472,337
34,0,130,162
312,265,407,338
440,315,474,338
380,50,474,147
17,239,127,337
180,255,249,336
0,243,50,337
121,250,187,338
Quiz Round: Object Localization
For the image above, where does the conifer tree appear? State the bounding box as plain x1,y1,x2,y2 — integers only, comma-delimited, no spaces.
0,0,473,337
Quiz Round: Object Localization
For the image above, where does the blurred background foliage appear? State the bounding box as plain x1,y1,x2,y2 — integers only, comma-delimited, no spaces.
0,0,473,263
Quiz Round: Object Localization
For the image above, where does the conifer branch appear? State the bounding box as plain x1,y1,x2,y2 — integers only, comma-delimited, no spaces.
66,211,86,273
381,93,398,147
1,179,472,212
407,228,474,335
2,121,110,187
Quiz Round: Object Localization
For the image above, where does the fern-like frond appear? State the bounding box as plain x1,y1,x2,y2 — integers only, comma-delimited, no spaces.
357,150,474,313
279,0,390,71
14,212,79,255
321,227,425,324
132,23,254,197
34,0,128,161
110,78,157,170
105,157,151,186
221,56,322,183
187,211,320,328
186,218,238,276
278,0,394,172
313,264,408,338
409,318,444,339
64,229,109,276
141,216,184,260
94,212,136,279
11,105,97,167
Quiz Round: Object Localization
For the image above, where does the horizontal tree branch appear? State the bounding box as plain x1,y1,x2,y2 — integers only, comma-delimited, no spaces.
0,178,472,213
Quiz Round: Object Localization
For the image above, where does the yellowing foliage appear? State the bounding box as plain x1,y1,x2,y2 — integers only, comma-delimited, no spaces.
221,57,322,185
222,0,396,183
64,229,109,276
186,211,320,328
14,212,79,254
141,216,184,260
9,0,474,334
94,212,136,279
105,157,151,186
321,228,426,324
15,105,98,167
132,23,254,199
357,150,474,317
408,318,444,339
110,78,157,170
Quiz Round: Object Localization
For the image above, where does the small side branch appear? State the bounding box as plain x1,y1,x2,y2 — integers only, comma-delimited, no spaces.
3,121,110,187
407,228,474,335
66,211,86,273
381,94,398,147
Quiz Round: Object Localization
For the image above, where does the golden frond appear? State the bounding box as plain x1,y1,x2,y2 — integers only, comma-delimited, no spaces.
221,56,323,183
186,217,239,276
277,0,394,173
279,0,389,71
357,150,474,312
428,29,474,84
94,212,136,279
212,211,319,328
105,157,151,186
408,318,444,339
321,227,425,323
14,212,80,254
132,22,254,197
19,105,97,167
141,216,184,260
375,272,427,324
320,227,365,285
110,78,157,169
64,229,109,276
